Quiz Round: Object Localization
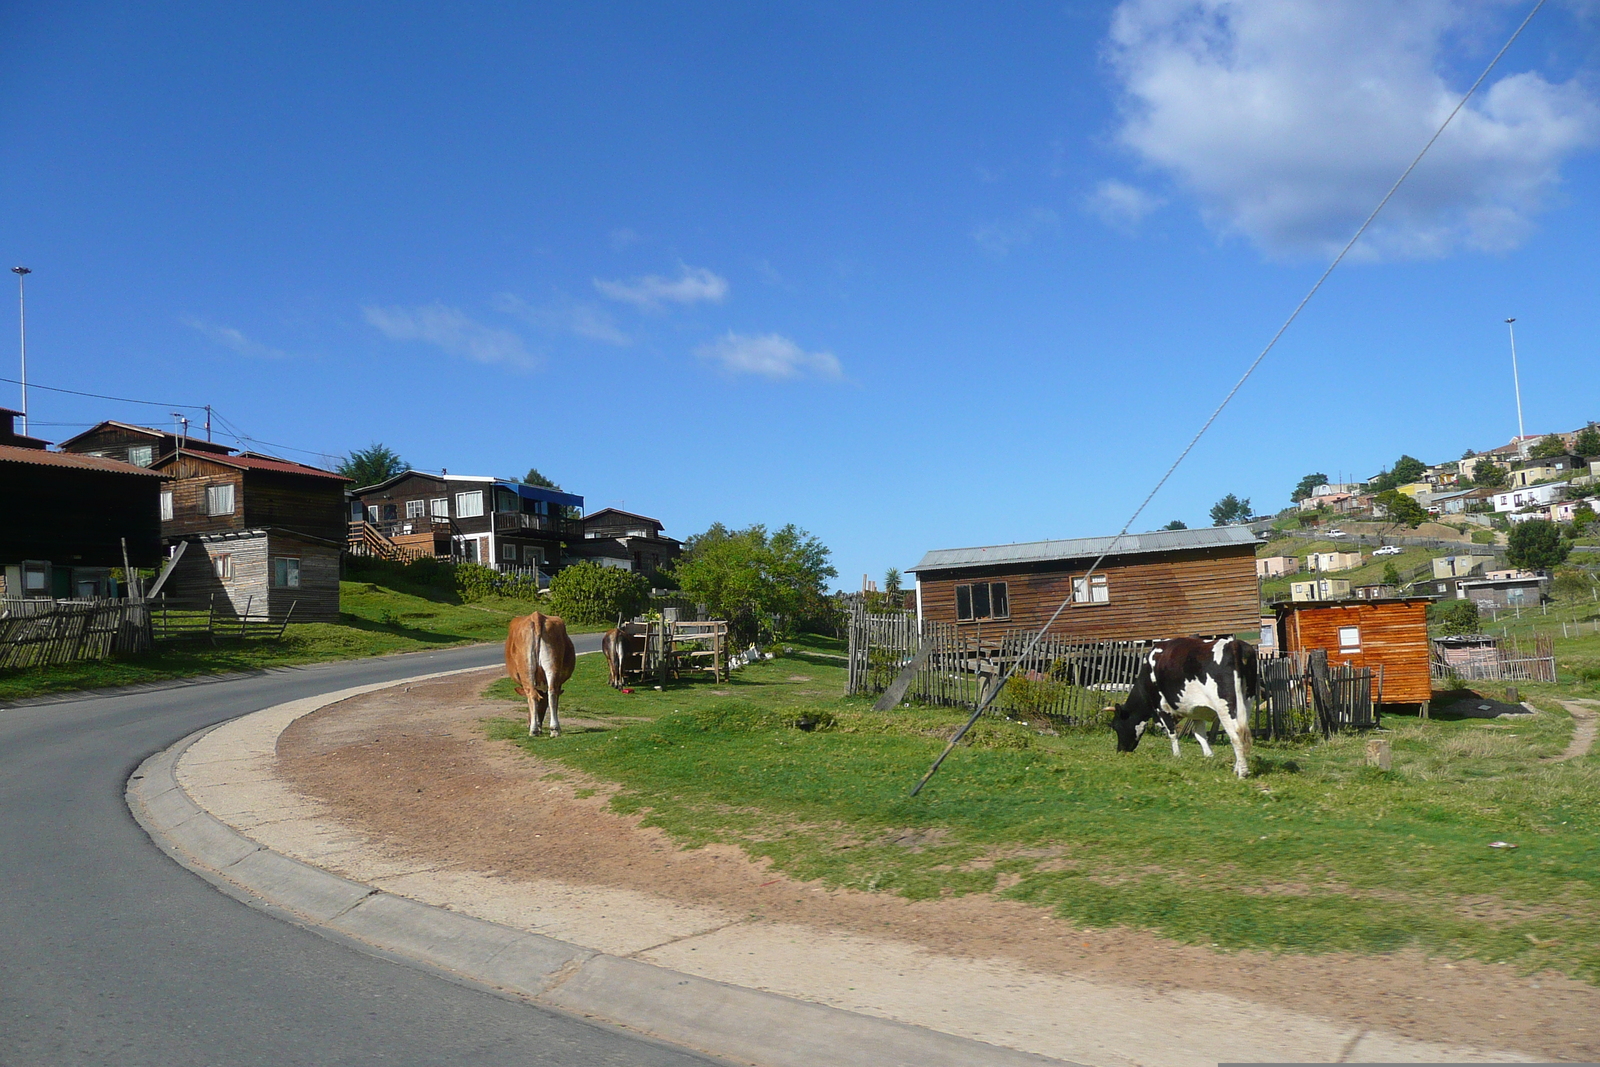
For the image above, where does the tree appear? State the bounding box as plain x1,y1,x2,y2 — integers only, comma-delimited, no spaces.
1529,434,1568,459
339,443,407,489
1471,462,1508,489
1290,472,1329,503
1375,489,1427,528
1431,599,1480,636
1209,494,1251,526
546,561,649,626
1382,561,1401,587
671,523,838,640
523,468,561,490
1573,426,1600,458
1506,519,1571,571
1369,454,1427,493
1570,501,1597,536
1160,519,1188,531
883,568,903,598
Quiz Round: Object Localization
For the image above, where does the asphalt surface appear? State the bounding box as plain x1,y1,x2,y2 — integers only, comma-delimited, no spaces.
0,638,722,1067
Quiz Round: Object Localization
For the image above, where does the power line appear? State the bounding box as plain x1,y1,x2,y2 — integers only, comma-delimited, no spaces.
910,0,1549,797
0,374,207,410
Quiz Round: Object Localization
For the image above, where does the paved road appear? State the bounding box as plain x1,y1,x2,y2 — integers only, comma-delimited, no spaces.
0,639,721,1067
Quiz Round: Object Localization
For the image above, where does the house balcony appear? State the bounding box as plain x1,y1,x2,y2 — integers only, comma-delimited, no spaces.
491,511,583,538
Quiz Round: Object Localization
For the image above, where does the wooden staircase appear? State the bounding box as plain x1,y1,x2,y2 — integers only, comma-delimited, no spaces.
347,521,406,562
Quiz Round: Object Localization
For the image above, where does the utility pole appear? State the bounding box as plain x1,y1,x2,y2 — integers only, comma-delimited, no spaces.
11,267,30,436
205,404,212,441
1505,318,1526,458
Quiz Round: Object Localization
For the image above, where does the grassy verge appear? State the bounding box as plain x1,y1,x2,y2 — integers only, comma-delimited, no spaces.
0,574,599,704
488,641,1600,980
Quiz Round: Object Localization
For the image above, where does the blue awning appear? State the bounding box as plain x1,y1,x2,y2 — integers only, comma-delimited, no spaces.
496,480,584,509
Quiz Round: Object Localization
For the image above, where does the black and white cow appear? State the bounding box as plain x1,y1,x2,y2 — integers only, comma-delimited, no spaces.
1108,637,1259,778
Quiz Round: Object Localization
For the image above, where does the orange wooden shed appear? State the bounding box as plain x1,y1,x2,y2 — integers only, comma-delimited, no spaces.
1275,597,1433,706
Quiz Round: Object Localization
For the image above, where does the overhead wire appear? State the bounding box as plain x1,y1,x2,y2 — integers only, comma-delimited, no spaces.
909,0,1549,797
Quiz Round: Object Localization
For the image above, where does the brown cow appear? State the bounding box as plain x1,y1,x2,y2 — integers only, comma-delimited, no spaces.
600,627,626,688
505,611,577,737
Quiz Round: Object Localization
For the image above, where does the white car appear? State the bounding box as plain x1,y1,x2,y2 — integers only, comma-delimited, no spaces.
1373,545,1402,556
1326,529,1345,537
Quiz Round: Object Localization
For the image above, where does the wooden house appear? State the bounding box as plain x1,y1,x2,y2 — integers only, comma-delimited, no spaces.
349,471,584,573
1274,598,1433,705
147,449,350,622
568,509,682,577
57,420,235,469
0,409,167,599
908,526,1259,642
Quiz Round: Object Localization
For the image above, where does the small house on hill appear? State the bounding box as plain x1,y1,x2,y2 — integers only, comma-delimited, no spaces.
1307,550,1362,573
1256,555,1300,578
1290,578,1352,602
1274,598,1433,706
0,409,167,598
58,420,236,468
908,526,1258,642
568,509,682,577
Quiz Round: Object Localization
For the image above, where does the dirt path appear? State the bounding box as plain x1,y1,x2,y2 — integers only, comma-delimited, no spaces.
275,670,1600,1063
1549,701,1599,763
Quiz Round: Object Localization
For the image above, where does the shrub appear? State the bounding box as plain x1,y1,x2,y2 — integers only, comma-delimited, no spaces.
454,562,541,603
547,561,649,626
1506,519,1571,571
1429,599,1480,636
1470,529,1497,545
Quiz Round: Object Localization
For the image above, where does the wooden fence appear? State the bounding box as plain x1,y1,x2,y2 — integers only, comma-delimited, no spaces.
0,598,152,670
849,611,1376,737
150,595,299,643
1430,633,1556,683
610,618,730,685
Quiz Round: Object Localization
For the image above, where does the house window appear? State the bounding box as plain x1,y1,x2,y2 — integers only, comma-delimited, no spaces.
429,497,448,518
1073,574,1110,604
127,444,154,466
954,581,1009,621
206,483,236,516
382,503,397,522
1338,625,1360,651
526,546,545,564
405,499,425,519
213,553,232,580
272,557,300,588
503,543,517,561
367,505,379,522
160,492,174,521
456,490,484,518
496,488,518,513
22,562,49,594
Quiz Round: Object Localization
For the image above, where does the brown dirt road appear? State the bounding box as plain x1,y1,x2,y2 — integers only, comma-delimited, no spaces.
276,669,1600,1062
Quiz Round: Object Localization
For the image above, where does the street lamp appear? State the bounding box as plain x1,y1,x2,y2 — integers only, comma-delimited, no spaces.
11,266,29,437
1505,317,1526,458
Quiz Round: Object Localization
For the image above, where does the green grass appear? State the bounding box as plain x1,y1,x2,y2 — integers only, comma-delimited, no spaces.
487,644,1600,980
0,574,600,704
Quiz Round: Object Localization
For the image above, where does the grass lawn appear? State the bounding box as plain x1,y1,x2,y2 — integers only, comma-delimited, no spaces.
488,636,1600,981
0,574,598,703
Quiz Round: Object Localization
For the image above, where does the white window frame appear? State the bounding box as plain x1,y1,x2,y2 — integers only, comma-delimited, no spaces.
159,491,174,521
429,497,449,518
212,553,232,580
272,556,301,588
455,490,484,518
405,499,425,519
127,443,154,467
1072,574,1110,604
206,483,236,517
366,505,379,523
1338,625,1361,651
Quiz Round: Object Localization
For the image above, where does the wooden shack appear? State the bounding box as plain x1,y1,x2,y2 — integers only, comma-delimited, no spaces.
1275,598,1432,705
908,526,1259,642
160,528,342,623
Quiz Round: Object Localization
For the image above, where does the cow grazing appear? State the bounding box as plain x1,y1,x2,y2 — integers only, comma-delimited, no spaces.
505,612,577,737
601,627,626,689
1108,637,1259,778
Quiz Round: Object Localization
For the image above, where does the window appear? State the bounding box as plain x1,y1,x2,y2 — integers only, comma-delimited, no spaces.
206,483,235,516
1073,574,1110,604
127,444,154,466
160,492,174,521
954,581,1009,621
212,553,232,580
366,505,379,522
456,490,484,518
351,501,364,521
429,497,448,518
1338,625,1360,651
525,546,545,564
272,557,300,588
382,503,398,522
405,499,425,519
496,488,518,513
503,543,517,561
22,562,49,594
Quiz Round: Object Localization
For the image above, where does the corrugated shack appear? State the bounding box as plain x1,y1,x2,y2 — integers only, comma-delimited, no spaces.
908,526,1258,642
1275,597,1432,705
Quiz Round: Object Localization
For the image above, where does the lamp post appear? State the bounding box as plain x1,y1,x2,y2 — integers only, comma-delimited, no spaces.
11,267,30,437
1505,317,1526,458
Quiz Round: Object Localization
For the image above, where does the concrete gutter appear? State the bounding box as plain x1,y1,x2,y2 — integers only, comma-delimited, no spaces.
128,667,1063,1067
129,667,1536,1067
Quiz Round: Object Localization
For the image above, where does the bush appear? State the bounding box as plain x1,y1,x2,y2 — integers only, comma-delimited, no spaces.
1429,599,1480,636
1470,529,1496,544
546,561,649,626
454,562,541,603
1506,519,1571,571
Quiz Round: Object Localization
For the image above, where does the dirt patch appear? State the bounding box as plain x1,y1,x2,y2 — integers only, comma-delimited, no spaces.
275,669,1600,1061
1549,702,1598,763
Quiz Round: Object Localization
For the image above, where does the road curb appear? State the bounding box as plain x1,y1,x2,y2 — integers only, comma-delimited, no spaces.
128,666,1071,1067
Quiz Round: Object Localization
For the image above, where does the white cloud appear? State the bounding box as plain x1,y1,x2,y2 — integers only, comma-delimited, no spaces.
363,303,535,369
1085,179,1165,232
594,265,729,309
1106,0,1600,258
695,332,843,381
971,208,1060,256
494,293,631,346
182,318,291,359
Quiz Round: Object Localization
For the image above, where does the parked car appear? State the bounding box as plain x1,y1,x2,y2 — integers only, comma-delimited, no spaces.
1327,528,1345,537
1373,545,1402,556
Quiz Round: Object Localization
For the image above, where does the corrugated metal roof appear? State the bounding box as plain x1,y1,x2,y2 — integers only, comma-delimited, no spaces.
165,449,349,481
0,444,170,476
908,525,1259,573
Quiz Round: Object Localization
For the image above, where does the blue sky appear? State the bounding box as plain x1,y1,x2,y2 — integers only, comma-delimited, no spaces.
4,2,1599,588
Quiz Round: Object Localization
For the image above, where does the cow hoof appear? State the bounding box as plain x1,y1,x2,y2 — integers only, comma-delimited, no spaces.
549,730,561,738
